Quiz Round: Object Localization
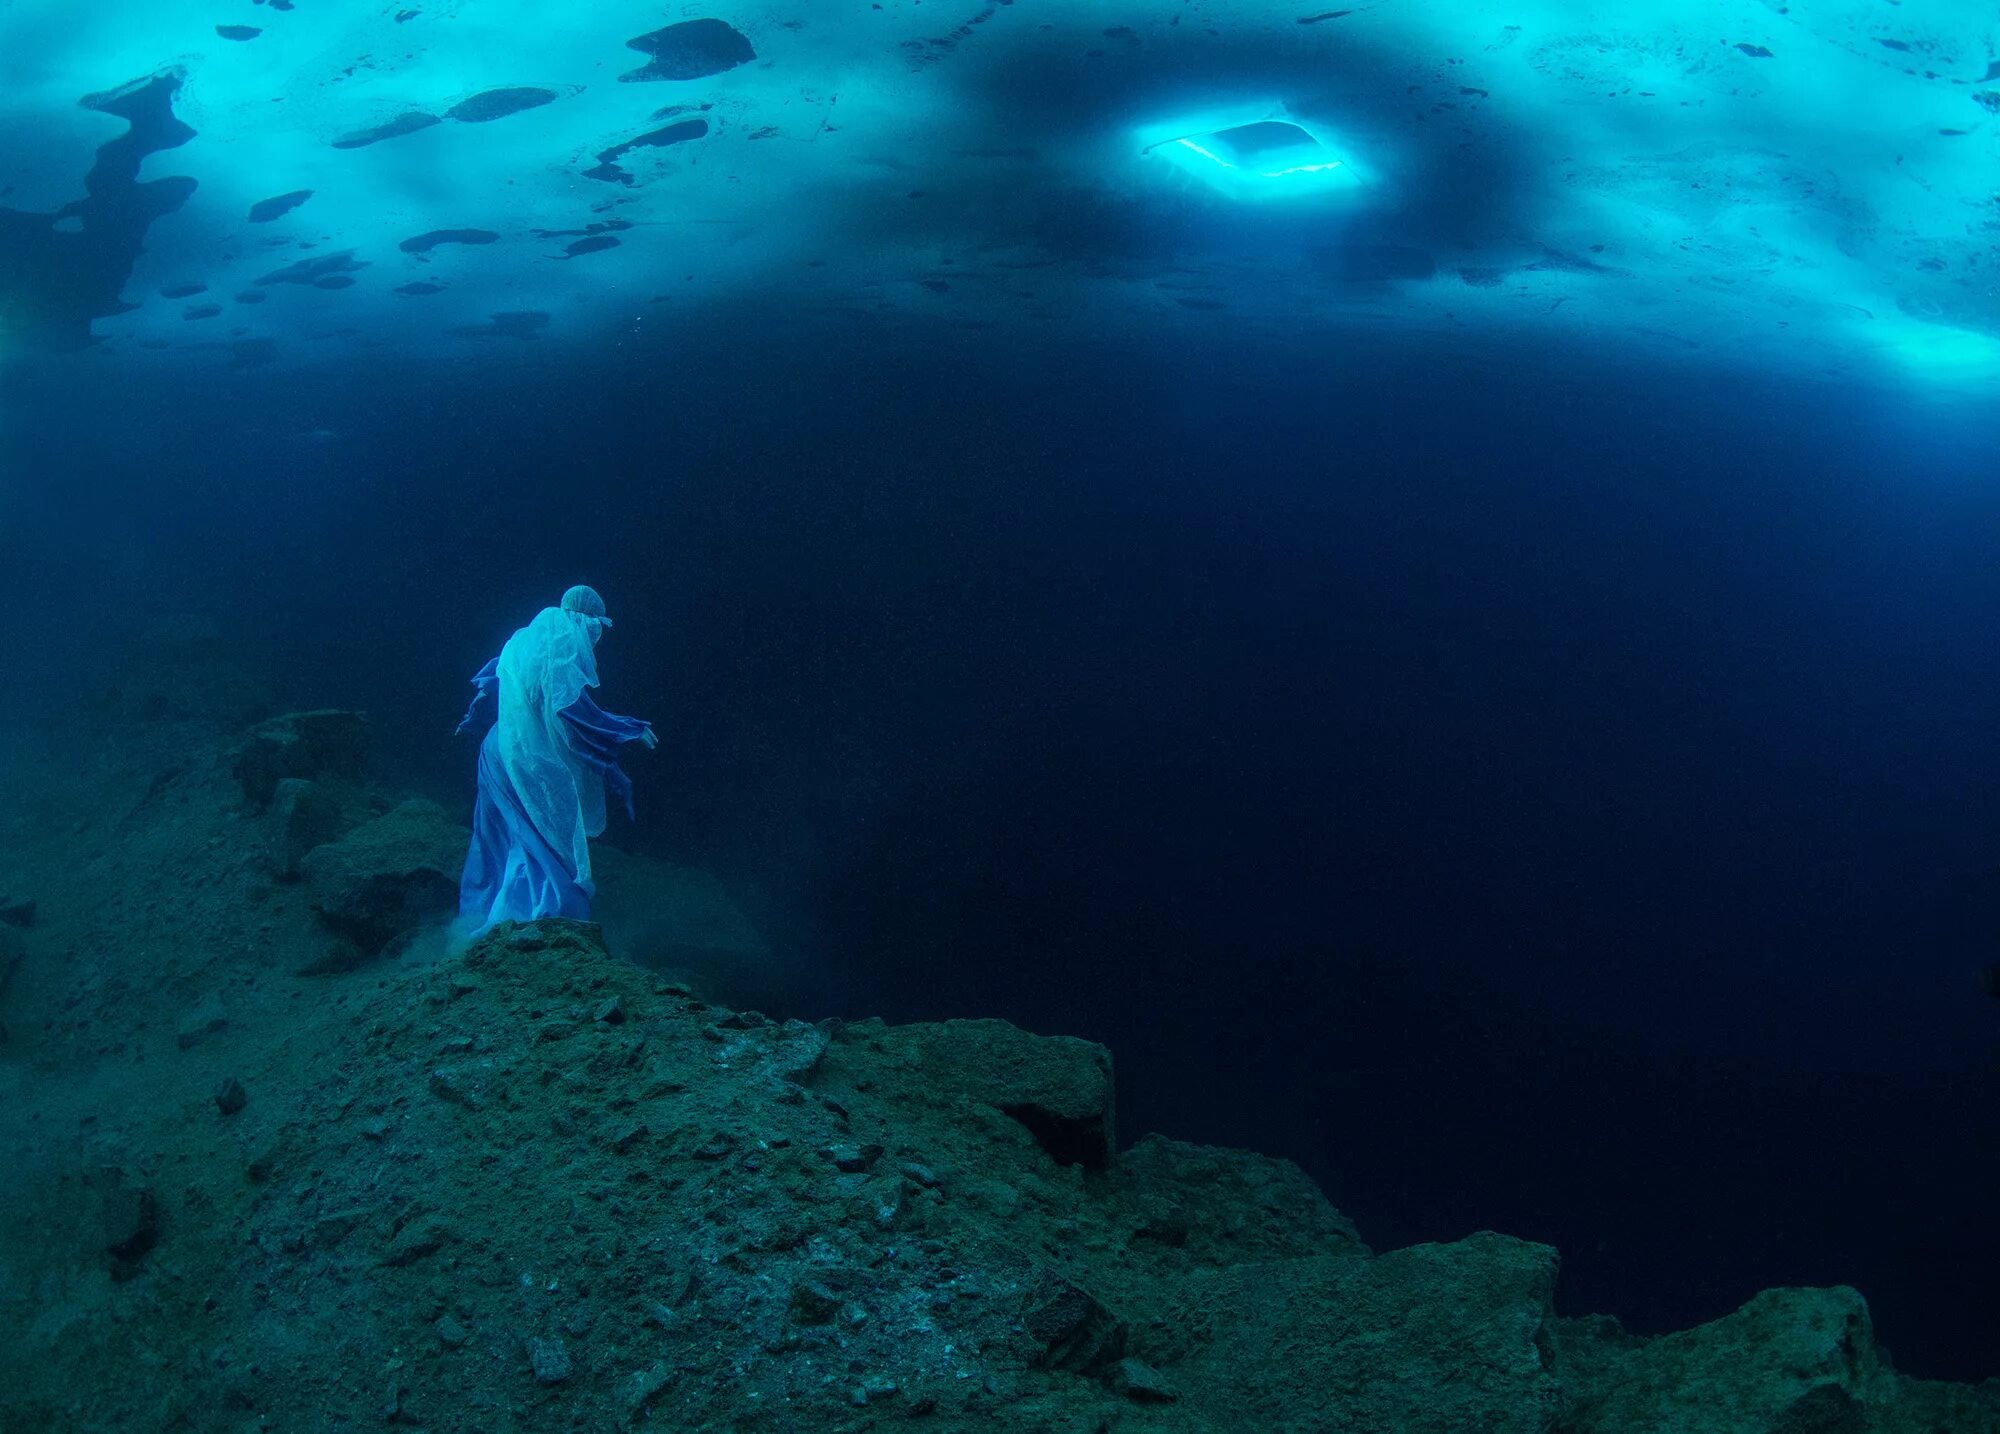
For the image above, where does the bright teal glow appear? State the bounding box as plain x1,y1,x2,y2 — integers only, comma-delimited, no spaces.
1140,114,1365,203
1171,137,1346,180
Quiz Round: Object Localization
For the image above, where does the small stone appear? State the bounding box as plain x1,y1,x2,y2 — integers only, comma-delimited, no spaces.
790,1281,840,1325
868,1177,907,1229
592,996,625,1024
1104,1356,1177,1403
360,1117,391,1140
435,1315,469,1348
380,1216,450,1268
612,1123,649,1153
213,1078,248,1115
900,1162,939,1188
429,1067,480,1108
825,1143,883,1173
529,1336,572,1385
448,976,481,998
176,998,229,1051
851,1375,898,1405
380,1381,404,1421
692,1132,736,1161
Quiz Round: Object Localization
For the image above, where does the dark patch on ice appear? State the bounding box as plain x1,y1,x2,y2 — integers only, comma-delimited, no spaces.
313,275,357,289
559,235,621,257
395,9,420,22
620,19,755,82
1459,267,1504,288
248,189,313,223
394,281,446,295
1525,246,1617,276
331,112,440,149
1297,10,1350,22
899,4,1004,71
1877,38,1911,53
256,250,367,286
0,71,198,351
1734,43,1773,59
160,281,207,298
183,303,222,319
530,219,633,239
235,290,267,304
451,310,549,340
399,228,499,253
1984,60,2000,82
216,25,262,41
446,87,558,123
583,119,708,185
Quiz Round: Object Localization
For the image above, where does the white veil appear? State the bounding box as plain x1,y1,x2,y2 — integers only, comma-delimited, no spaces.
492,605,609,883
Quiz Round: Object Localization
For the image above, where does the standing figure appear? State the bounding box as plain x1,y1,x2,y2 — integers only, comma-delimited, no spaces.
456,586,656,938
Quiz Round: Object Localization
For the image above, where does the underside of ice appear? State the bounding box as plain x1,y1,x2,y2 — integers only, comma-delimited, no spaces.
1,0,1996,388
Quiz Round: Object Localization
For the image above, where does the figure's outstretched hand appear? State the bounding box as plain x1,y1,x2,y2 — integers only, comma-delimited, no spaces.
640,725,660,751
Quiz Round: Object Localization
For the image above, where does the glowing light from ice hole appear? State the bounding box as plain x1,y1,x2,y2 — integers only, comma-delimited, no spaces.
1141,117,1364,202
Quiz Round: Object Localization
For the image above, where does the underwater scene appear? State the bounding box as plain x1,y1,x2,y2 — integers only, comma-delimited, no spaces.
3,0,2000,1429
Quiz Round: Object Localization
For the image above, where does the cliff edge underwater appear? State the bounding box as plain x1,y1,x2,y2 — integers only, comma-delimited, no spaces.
0,623,1995,1433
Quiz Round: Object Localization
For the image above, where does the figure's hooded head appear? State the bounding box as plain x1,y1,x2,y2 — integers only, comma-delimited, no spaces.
561,585,613,645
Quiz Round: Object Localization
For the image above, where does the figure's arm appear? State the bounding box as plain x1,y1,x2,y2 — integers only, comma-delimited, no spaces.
454,657,500,736
561,689,656,749
560,691,655,821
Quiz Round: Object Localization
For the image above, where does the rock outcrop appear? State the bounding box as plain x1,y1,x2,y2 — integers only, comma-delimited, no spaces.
301,799,466,950
231,709,369,807
4,917,1986,1432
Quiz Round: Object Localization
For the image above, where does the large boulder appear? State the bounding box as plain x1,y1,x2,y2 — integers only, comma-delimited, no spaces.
302,800,466,950
1559,1285,1910,1434
232,710,369,807
265,778,346,879
828,1016,1117,1169
1166,1232,1564,1434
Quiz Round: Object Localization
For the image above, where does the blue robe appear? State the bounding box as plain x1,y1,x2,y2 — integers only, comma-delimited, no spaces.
455,621,651,937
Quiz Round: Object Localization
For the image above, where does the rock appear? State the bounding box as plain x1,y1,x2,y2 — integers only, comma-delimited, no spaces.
1105,1357,1177,1403
790,1280,841,1325
95,1170,161,1279
232,710,369,807
213,1077,247,1115
380,1215,451,1268
529,1336,572,1385
435,1316,469,1349
1164,1232,1562,1434
592,995,625,1024
874,1019,1116,1169
1023,1272,1128,1375
301,800,466,950
825,1142,883,1173
265,777,344,877
0,924,24,1018
1559,1286,1901,1434
176,996,229,1050
0,895,34,928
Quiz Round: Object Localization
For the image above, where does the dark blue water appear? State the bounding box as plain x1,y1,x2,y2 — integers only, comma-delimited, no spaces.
8,319,1999,1377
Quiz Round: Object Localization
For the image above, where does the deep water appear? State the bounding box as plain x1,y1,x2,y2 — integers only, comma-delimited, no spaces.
7,318,2000,1380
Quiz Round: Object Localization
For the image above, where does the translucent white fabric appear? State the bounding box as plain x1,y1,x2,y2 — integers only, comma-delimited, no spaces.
492,605,609,884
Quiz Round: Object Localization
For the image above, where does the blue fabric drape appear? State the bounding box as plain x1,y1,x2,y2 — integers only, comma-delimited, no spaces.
455,619,652,939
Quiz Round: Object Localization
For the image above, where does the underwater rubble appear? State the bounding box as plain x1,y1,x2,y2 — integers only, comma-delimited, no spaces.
0,683,1996,1431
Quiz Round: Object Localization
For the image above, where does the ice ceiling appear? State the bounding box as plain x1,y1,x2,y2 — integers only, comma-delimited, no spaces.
3,0,1998,388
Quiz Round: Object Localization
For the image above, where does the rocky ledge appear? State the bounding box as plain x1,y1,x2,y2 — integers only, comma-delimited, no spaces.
3,916,1992,1432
